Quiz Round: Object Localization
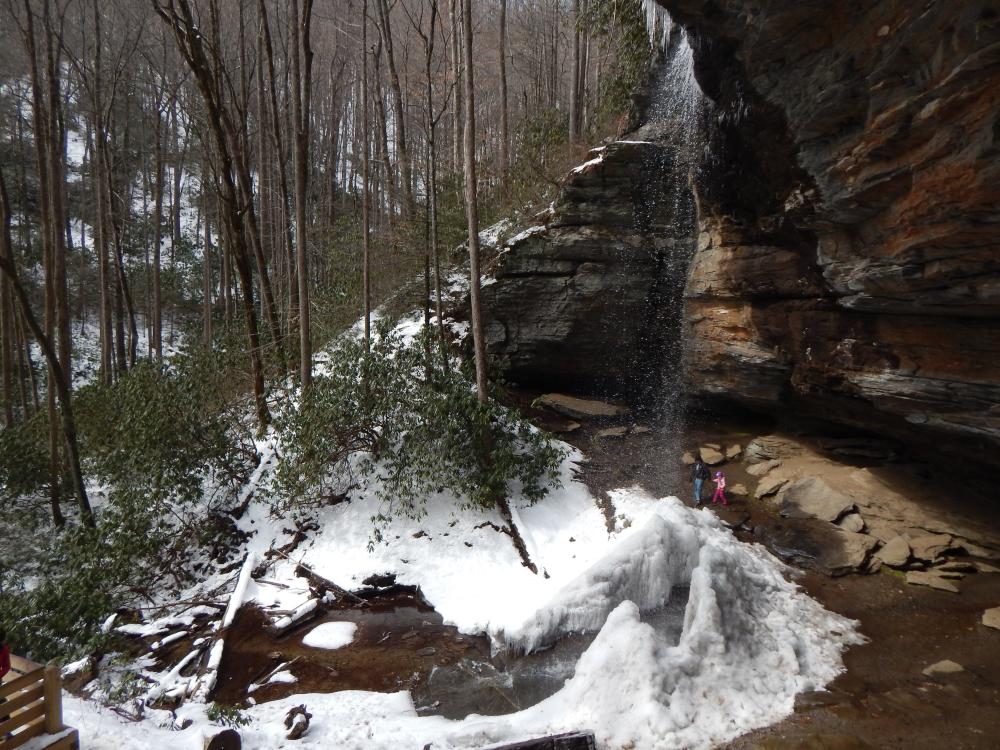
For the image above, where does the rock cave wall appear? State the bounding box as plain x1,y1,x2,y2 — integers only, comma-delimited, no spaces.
662,0,1000,459
481,0,1000,462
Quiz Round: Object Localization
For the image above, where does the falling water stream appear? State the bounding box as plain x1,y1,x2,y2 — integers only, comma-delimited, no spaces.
632,4,709,453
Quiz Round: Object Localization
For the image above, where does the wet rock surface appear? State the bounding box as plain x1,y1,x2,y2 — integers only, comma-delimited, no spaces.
656,0,1000,460
480,132,695,397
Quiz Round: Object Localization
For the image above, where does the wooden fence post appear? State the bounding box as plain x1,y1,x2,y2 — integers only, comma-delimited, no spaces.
43,664,63,734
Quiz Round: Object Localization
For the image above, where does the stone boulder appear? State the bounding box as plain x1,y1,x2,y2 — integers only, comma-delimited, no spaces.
725,444,743,460
983,607,1000,630
819,530,879,577
699,446,725,465
681,452,696,465
747,459,781,477
204,730,241,750
837,512,866,534
744,436,800,464
922,660,964,677
756,474,789,499
778,478,856,523
874,536,911,568
729,483,749,497
535,393,629,420
595,426,628,440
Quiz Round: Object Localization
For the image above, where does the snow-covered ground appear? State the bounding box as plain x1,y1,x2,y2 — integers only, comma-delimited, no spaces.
64,454,861,749
55,286,862,750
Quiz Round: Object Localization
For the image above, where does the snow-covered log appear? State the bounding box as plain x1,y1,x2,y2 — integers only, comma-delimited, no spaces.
221,552,257,629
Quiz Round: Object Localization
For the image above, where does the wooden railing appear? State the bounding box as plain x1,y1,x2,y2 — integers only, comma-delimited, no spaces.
0,655,78,750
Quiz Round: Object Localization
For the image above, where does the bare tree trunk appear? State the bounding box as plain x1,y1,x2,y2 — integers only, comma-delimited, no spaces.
499,0,509,191
374,0,415,221
170,95,185,347
569,0,581,143
290,0,314,387
151,104,165,360
258,0,298,348
0,194,13,427
0,169,93,527
202,167,214,346
461,0,487,404
154,0,271,428
362,0,372,353
448,0,462,176
20,0,64,528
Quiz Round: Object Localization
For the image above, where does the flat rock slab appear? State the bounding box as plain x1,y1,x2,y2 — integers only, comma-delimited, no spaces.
595,426,628,440
906,571,959,593
779,477,856,523
922,659,964,676
681,451,696,465
725,444,743,459
757,475,789,498
700,446,725,465
730,483,749,497
983,607,1000,630
934,561,977,574
536,393,629,420
875,536,911,567
909,533,954,563
747,459,782,477
744,435,802,464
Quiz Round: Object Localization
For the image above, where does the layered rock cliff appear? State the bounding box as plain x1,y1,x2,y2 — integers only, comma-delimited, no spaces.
664,0,1000,457
481,122,696,402
481,0,1000,460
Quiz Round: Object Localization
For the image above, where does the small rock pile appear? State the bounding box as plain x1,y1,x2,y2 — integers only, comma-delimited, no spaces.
688,434,1000,595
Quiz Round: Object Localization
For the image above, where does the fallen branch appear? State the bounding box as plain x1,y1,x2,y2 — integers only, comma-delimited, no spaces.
271,548,367,606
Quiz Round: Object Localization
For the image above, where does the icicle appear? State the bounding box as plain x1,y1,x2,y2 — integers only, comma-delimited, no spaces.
641,0,674,50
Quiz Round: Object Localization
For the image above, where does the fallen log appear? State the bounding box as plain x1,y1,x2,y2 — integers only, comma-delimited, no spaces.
270,548,367,606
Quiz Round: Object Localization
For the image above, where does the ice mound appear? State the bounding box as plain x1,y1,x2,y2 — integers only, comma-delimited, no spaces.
443,496,862,749
500,512,701,653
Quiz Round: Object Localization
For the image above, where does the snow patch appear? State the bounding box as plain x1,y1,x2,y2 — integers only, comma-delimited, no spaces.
302,622,358,651
505,225,547,247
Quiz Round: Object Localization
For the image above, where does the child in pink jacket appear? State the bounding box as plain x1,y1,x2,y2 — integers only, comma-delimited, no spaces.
712,471,728,506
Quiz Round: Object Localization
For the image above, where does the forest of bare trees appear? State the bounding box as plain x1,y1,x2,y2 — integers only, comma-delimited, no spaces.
0,0,649,530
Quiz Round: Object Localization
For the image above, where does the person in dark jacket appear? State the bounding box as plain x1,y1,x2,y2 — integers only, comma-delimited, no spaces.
691,458,710,505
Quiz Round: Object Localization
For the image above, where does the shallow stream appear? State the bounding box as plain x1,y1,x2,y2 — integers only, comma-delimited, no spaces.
215,585,689,719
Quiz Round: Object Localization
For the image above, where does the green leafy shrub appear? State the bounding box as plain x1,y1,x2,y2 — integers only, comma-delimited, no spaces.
207,702,252,728
272,322,564,537
0,347,258,661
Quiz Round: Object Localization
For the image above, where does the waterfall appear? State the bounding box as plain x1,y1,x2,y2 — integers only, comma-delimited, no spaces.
633,3,708,444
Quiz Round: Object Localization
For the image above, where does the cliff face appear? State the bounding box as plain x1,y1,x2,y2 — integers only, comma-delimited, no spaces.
481,124,696,400
666,0,1000,454
482,0,1000,459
